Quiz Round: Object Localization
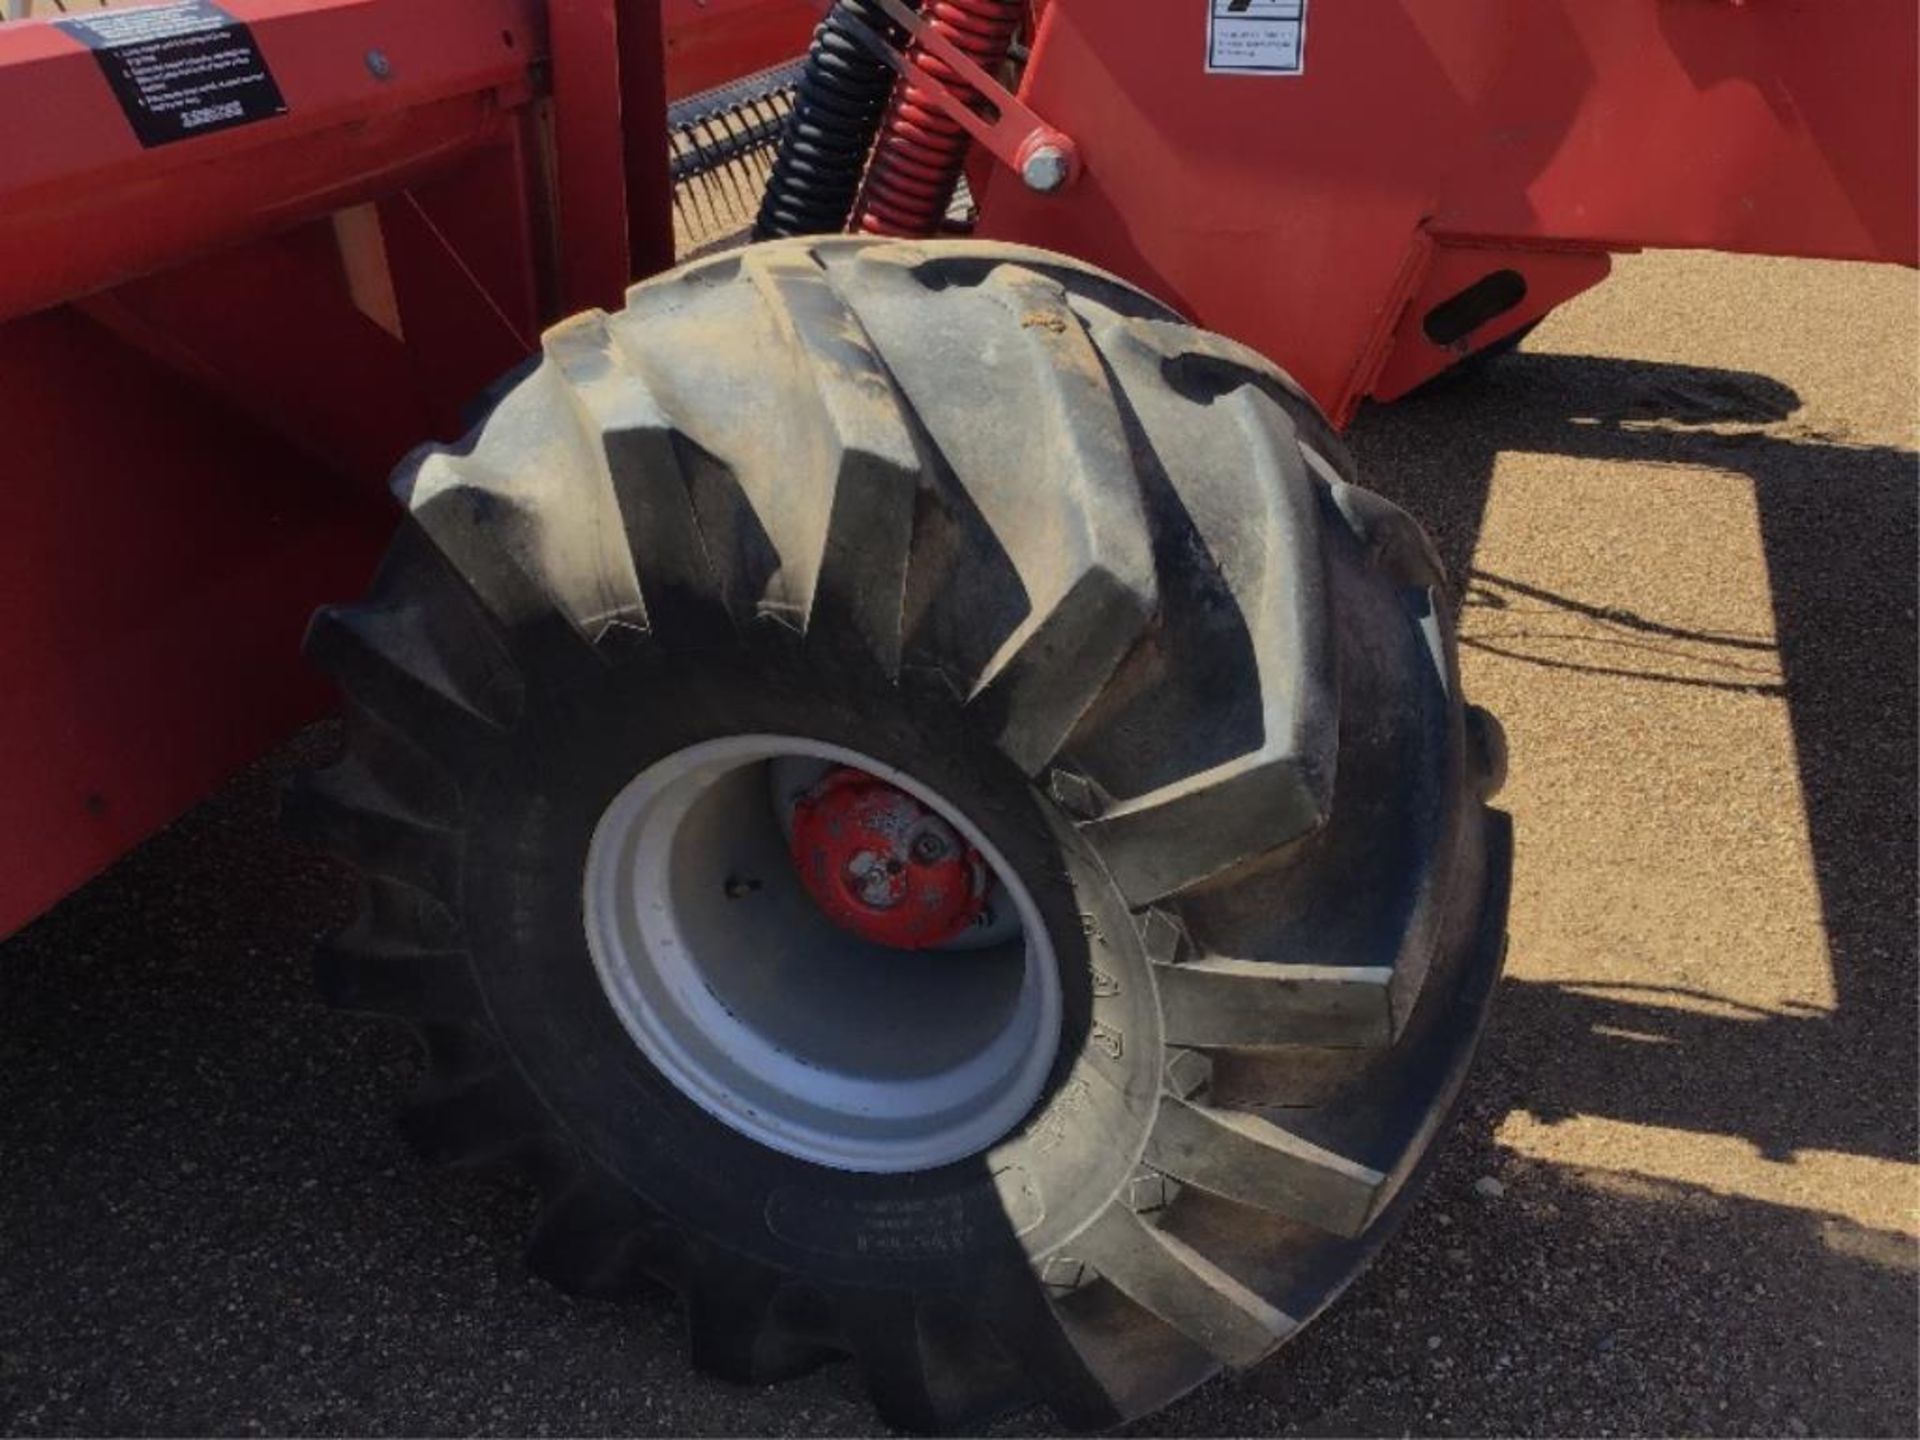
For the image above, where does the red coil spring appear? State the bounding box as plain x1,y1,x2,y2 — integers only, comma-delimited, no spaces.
852,0,1025,237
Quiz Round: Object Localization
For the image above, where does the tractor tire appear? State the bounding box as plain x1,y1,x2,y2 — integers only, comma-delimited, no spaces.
287,237,1511,1432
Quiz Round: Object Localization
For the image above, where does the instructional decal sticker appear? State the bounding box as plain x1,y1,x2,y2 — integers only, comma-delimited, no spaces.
1207,0,1308,76
56,0,287,148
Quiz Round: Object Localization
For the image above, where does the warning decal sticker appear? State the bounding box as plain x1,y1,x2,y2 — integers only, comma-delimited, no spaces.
1207,0,1308,76
56,0,287,148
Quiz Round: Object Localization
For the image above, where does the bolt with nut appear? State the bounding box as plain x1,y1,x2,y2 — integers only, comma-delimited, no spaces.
1020,143,1072,194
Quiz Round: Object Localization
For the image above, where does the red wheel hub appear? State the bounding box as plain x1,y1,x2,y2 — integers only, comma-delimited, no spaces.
788,766,988,950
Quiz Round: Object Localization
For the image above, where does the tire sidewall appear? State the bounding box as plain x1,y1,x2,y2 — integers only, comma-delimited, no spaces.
460,632,1162,1290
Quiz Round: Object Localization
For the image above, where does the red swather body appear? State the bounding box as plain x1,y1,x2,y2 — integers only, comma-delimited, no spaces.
0,0,1911,938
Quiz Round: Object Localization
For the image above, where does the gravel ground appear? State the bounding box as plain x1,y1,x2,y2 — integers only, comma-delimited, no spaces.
1,250,1914,1437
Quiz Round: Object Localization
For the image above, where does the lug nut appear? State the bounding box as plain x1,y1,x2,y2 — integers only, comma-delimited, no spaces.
845,850,902,908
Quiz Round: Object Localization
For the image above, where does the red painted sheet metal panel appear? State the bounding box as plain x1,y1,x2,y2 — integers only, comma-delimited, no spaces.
550,0,813,307
0,0,539,323
79,221,459,481
981,0,1917,423
1432,3,1918,265
0,0,538,188
0,307,394,939
549,0,637,314
623,0,677,282
0,0,614,939
1369,246,1613,403
382,137,545,356
661,0,815,100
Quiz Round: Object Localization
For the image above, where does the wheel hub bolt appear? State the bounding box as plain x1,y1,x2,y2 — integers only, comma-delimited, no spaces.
789,766,988,949
846,850,906,908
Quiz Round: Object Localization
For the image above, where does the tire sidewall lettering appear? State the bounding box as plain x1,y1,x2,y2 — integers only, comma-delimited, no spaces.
461,639,1162,1286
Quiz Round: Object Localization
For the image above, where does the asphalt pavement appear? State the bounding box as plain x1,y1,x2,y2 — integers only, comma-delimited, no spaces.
1,250,1914,1436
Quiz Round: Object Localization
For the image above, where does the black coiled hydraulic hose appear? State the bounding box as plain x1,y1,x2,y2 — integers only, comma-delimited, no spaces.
753,0,911,239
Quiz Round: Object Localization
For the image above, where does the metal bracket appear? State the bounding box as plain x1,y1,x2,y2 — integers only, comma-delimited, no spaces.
830,0,1079,192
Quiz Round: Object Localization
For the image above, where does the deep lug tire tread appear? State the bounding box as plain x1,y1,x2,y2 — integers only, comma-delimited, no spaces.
297,237,1508,1430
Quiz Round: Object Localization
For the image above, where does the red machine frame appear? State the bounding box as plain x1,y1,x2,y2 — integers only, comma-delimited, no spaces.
0,0,1912,938
978,0,1915,420
0,0,815,937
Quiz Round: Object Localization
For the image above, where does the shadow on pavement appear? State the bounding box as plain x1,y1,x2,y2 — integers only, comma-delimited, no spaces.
1144,1088,1916,1438
1350,350,1918,1170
